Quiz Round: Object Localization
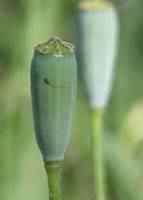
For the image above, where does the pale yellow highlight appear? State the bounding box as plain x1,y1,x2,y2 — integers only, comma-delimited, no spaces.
79,1,113,11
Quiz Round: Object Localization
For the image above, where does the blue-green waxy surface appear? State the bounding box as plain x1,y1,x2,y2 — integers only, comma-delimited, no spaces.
31,39,77,161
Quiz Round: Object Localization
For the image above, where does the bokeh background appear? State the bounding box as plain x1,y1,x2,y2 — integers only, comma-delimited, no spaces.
1,0,143,199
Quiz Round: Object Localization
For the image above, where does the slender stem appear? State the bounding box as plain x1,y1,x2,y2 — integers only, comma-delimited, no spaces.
91,108,106,200
44,161,63,200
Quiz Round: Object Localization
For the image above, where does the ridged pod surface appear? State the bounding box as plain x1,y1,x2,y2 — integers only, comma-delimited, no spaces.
31,37,77,161
77,1,118,108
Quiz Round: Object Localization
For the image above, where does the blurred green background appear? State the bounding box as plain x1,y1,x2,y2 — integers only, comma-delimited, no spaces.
1,0,143,199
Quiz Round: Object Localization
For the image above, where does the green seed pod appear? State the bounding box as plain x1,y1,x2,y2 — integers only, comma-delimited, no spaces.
31,37,77,162
77,0,118,109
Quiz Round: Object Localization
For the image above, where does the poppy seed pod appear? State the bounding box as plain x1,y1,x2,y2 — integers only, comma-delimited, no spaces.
31,37,77,162
77,1,118,108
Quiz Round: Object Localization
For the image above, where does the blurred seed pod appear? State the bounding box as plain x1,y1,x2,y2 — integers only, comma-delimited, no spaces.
76,1,119,109
31,37,77,161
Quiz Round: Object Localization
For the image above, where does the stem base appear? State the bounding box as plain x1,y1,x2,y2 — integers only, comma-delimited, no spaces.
45,161,63,200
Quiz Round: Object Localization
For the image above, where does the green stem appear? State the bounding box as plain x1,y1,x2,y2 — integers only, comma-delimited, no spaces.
91,109,106,200
45,161,63,200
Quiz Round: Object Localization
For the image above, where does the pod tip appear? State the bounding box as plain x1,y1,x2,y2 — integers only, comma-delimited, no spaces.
34,36,74,56
79,1,113,10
